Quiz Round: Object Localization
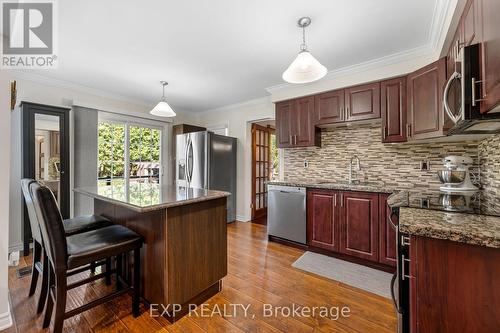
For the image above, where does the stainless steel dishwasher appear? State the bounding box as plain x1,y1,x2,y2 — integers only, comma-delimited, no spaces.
267,185,306,244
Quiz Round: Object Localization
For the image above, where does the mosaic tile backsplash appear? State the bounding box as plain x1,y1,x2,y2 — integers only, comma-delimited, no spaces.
479,134,500,205
283,122,488,192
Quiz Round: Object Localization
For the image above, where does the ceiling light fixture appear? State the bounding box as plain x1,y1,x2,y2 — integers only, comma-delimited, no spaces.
150,81,176,117
282,17,327,84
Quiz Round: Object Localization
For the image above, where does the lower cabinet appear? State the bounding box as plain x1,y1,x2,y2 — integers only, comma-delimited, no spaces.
307,189,396,268
339,191,379,262
307,190,340,252
409,235,500,332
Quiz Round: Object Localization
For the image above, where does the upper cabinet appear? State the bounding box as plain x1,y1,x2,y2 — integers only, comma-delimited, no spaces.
381,77,407,143
345,82,381,122
407,58,448,140
479,0,500,113
314,90,345,125
275,97,320,148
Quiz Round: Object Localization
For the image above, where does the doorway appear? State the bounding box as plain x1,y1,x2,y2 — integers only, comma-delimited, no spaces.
21,102,70,256
251,121,278,224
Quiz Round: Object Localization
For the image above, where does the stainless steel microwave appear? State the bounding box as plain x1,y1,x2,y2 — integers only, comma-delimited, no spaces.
444,43,500,135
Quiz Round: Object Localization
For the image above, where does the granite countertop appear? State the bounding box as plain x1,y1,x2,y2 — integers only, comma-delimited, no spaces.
74,183,230,213
399,207,500,248
267,180,395,194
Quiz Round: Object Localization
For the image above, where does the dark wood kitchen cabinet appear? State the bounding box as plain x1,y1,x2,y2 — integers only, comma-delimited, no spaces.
345,82,381,122
307,189,340,252
275,97,320,148
381,77,407,143
378,194,396,266
409,235,500,332
479,0,500,113
314,89,345,125
339,191,379,262
407,58,448,140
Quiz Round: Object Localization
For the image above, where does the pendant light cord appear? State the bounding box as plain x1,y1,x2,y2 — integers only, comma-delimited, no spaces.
300,25,307,52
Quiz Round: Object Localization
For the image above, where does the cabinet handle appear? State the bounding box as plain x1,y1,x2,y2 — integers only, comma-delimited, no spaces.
471,77,486,107
383,126,387,138
289,135,293,144
334,193,337,207
406,124,411,138
340,193,344,207
295,135,298,145
401,254,411,280
341,107,344,120
345,106,349,120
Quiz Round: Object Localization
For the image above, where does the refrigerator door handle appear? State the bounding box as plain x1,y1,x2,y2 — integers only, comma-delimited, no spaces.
185,136,191,183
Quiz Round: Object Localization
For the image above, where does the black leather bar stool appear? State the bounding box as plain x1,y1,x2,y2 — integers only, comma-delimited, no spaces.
21,178,112,314
30,181,142,333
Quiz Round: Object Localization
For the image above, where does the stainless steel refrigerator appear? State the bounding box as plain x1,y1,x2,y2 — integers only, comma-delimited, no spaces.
175,131,237,222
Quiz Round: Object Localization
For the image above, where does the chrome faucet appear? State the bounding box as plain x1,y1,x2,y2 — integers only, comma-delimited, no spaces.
349,155,361,185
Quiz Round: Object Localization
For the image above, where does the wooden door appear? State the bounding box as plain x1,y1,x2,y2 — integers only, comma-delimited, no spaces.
275,100,294,148
480,0,500,113
462,0,482,46
378,194,397,266
345,82,381,122
307,189,340,252
381,77,407,143
407,58,447,140
251,124,274,220
294,96,317,146
314,90,345,125
339,191,379,262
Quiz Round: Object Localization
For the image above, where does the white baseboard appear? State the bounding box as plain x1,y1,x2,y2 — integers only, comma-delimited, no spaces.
236,214,251,222
0,306,13,331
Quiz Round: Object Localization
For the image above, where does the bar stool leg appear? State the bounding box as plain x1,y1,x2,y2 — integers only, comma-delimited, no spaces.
89,261,95,274
43,266,55,329
52,271,67,333
29,241,41,297
37,251,49,314
132,249,140,317
116,254,122,291
105,257,112,285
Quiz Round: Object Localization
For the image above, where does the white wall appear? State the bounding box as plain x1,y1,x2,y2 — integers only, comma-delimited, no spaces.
0,73,13,329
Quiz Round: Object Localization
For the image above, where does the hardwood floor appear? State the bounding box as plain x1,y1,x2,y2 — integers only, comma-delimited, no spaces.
5,222,397,333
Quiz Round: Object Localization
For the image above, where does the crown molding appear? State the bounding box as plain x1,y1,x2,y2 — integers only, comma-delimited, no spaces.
266,0,457,95
199,96,271,114
8,70,153,108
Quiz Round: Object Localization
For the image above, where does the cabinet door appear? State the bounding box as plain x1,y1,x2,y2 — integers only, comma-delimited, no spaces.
294,96,317,147
345,82,381,122
314,90,345,125
307,189,339,252
381,77,407,143
275,100,294,148
480,0,500,113
407,58,447,140
462,0,482,46
378,194,396,267
339,191,379,261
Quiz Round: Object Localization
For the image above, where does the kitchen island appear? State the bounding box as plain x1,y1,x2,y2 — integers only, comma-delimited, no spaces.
74,183,230,321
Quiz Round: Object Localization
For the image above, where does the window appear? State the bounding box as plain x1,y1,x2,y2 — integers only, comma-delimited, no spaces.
98,121,162,188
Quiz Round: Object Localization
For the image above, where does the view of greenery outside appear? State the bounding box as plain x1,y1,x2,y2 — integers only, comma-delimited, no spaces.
98,122,161,186
270,134,279,180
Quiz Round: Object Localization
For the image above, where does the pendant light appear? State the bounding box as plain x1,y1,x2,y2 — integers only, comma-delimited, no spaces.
282,17,327,84
150,81,176,117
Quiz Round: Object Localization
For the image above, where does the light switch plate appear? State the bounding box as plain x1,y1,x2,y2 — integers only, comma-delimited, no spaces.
304,161,309,168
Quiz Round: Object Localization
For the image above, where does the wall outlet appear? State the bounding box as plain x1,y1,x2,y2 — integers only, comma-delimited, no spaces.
420,160,431,171
304,161,309,168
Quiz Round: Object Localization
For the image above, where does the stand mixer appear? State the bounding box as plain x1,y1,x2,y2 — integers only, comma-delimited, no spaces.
437,156,478,192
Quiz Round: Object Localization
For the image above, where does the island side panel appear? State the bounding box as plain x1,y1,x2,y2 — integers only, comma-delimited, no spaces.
94,199,167,306
166,197,228,306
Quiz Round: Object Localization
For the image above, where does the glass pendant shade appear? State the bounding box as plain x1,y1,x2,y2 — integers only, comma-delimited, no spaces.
150,99,176,117
282,50,327,84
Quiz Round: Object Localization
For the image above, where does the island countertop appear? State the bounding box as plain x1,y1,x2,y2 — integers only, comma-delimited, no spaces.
74,183,230,213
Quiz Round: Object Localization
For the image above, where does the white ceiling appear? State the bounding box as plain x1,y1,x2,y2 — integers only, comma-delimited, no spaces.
15,0,449,112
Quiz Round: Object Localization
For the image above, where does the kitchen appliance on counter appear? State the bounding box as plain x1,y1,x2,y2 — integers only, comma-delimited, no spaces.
437,155,478,192
387,188,500,333
176,131,237,222
443,43,500,135
268,185,306,244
